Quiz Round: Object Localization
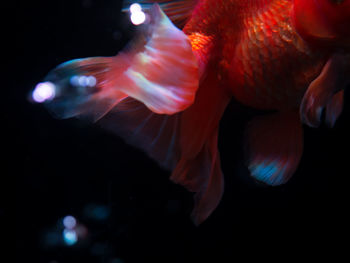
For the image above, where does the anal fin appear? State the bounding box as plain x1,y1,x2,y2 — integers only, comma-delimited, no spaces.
171,130,223,225
169,63,231,225
245,111,303,186
100,61,230,225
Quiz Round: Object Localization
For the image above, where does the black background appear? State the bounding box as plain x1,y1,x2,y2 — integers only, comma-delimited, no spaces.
13,1,349,262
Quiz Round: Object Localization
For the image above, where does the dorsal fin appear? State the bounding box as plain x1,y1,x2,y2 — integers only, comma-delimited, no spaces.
122,0,199,28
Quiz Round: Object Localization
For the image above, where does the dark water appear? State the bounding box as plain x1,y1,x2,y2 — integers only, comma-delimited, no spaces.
12,1,349,262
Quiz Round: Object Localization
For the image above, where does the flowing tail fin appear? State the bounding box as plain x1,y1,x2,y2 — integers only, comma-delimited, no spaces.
36,4,198,121
99,63,230,225
33,4,229,224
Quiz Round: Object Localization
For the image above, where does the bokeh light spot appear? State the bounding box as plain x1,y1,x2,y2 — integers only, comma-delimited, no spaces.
70,75,96,88
130,3,142,13
130,11,146,25
78,75,88,87
63,215,77,229
70,75,80,87
63,229,78,246
87,76,97,87
32,82,56,103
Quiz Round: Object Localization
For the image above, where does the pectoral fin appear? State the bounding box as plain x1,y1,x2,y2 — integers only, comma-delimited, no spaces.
300,53,349,128
245,111,303,186
325,90,344,128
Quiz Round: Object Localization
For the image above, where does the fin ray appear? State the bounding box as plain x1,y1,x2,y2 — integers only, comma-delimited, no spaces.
171,130,223,225
300,53,350,127
98,97,181,169
169,63,231,224
36,2,231,225
245,111,303,185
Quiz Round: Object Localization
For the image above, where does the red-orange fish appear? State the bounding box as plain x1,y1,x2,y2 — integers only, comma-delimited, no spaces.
33,0,350,225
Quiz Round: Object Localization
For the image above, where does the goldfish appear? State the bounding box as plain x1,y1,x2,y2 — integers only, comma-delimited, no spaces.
32,0,350,225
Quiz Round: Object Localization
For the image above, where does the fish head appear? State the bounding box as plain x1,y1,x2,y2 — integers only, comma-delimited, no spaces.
293,0,350,49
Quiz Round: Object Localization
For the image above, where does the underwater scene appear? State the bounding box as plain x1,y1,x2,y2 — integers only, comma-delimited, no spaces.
13,0,349,262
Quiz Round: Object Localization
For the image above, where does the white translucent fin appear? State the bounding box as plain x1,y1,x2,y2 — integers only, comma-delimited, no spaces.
40,4,199,121
98,97,181,170
100,62,230,225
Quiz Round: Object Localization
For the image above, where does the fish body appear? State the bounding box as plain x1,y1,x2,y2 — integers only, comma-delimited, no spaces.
184,0,341,110
222,0,325,110
33,0,350,224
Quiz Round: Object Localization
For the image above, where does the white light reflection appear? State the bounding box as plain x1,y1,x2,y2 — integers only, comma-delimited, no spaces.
130,3,142,13
63,215,77,229
129,3,146,25
131,11,146,25
32,82,56,103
